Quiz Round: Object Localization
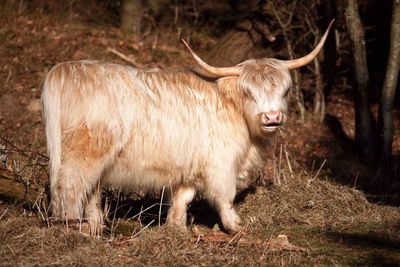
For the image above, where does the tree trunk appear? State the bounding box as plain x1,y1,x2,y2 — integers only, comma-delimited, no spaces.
206,29,256,66
121,0,143,35
344,0,375,163
378,0,400,168
204,0,262,66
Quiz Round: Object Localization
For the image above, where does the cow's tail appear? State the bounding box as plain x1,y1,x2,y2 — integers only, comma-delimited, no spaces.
41,66,63,186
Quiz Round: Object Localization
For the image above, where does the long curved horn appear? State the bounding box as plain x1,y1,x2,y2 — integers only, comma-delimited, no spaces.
284,19,335,69
182,39,241,77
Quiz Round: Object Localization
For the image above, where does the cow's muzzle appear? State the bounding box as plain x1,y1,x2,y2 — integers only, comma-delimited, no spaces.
260,111,283,132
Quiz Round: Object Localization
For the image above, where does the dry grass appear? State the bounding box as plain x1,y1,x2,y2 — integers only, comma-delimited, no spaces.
0,2,399,266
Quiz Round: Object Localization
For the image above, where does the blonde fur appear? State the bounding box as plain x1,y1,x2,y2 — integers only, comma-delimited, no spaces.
42,59,292,234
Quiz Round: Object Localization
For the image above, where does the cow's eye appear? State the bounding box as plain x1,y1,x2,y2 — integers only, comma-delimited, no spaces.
283,88,290,97
244,89,257,103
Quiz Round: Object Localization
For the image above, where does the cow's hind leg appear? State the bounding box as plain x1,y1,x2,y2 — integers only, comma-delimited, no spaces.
50,125,114,233
206,168,242,233
84,187,103,236
166,185,196,228
51,157,104,222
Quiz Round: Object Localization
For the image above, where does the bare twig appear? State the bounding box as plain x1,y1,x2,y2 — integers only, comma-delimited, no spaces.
272,135,280,186
353,170,359,188
110,188,121,236
107,47,147,69
284,146,294,176
0,136,48,160
278,144,283,184
33,187,48,221
307,159,327,186
131,219,155,238
0,208,8,220
131,203,159,220
271,0,305,122
225,231,244,248
158,186,165,227
4,68,11,88
7,244,15,256
293,30,313,48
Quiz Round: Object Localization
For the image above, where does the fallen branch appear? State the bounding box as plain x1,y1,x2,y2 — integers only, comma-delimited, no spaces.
107,47,147,69
190,230,308,252
0,166,48,208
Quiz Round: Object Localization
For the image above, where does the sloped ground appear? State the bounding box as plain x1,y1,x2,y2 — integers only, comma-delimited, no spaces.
0,4,399,266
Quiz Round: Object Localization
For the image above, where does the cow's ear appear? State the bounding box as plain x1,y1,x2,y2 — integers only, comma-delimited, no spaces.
216,76,239,93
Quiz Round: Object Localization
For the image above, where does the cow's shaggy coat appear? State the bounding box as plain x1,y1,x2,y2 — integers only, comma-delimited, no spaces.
42,21,332,234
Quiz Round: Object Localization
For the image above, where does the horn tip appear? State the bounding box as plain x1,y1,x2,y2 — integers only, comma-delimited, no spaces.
328,19,335,29
181,39,192,51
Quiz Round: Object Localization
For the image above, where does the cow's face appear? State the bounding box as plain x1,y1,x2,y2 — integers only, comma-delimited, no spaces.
183,19,332,138
238,59,291,137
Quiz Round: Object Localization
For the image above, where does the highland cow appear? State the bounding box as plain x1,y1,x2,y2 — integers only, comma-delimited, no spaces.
42,22,333,234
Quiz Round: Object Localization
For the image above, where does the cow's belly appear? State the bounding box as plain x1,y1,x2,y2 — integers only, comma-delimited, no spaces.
101,145,261,195
100,147,205,192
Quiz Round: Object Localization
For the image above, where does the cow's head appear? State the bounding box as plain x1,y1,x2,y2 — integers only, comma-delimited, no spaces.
183,20,333,138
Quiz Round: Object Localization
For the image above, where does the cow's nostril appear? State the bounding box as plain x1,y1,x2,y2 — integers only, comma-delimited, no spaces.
262,111,283,126
276,112,282,122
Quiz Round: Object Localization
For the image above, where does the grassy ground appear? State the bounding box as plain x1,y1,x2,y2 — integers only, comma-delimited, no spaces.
0,3,399,266
1,175,399,266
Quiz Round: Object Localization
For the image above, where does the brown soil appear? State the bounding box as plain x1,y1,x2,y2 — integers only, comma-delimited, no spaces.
1,3,399,266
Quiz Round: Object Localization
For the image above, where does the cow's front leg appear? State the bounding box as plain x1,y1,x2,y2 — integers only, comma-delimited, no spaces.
166,185,196,228
215,201,242,232
206,168,242,233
